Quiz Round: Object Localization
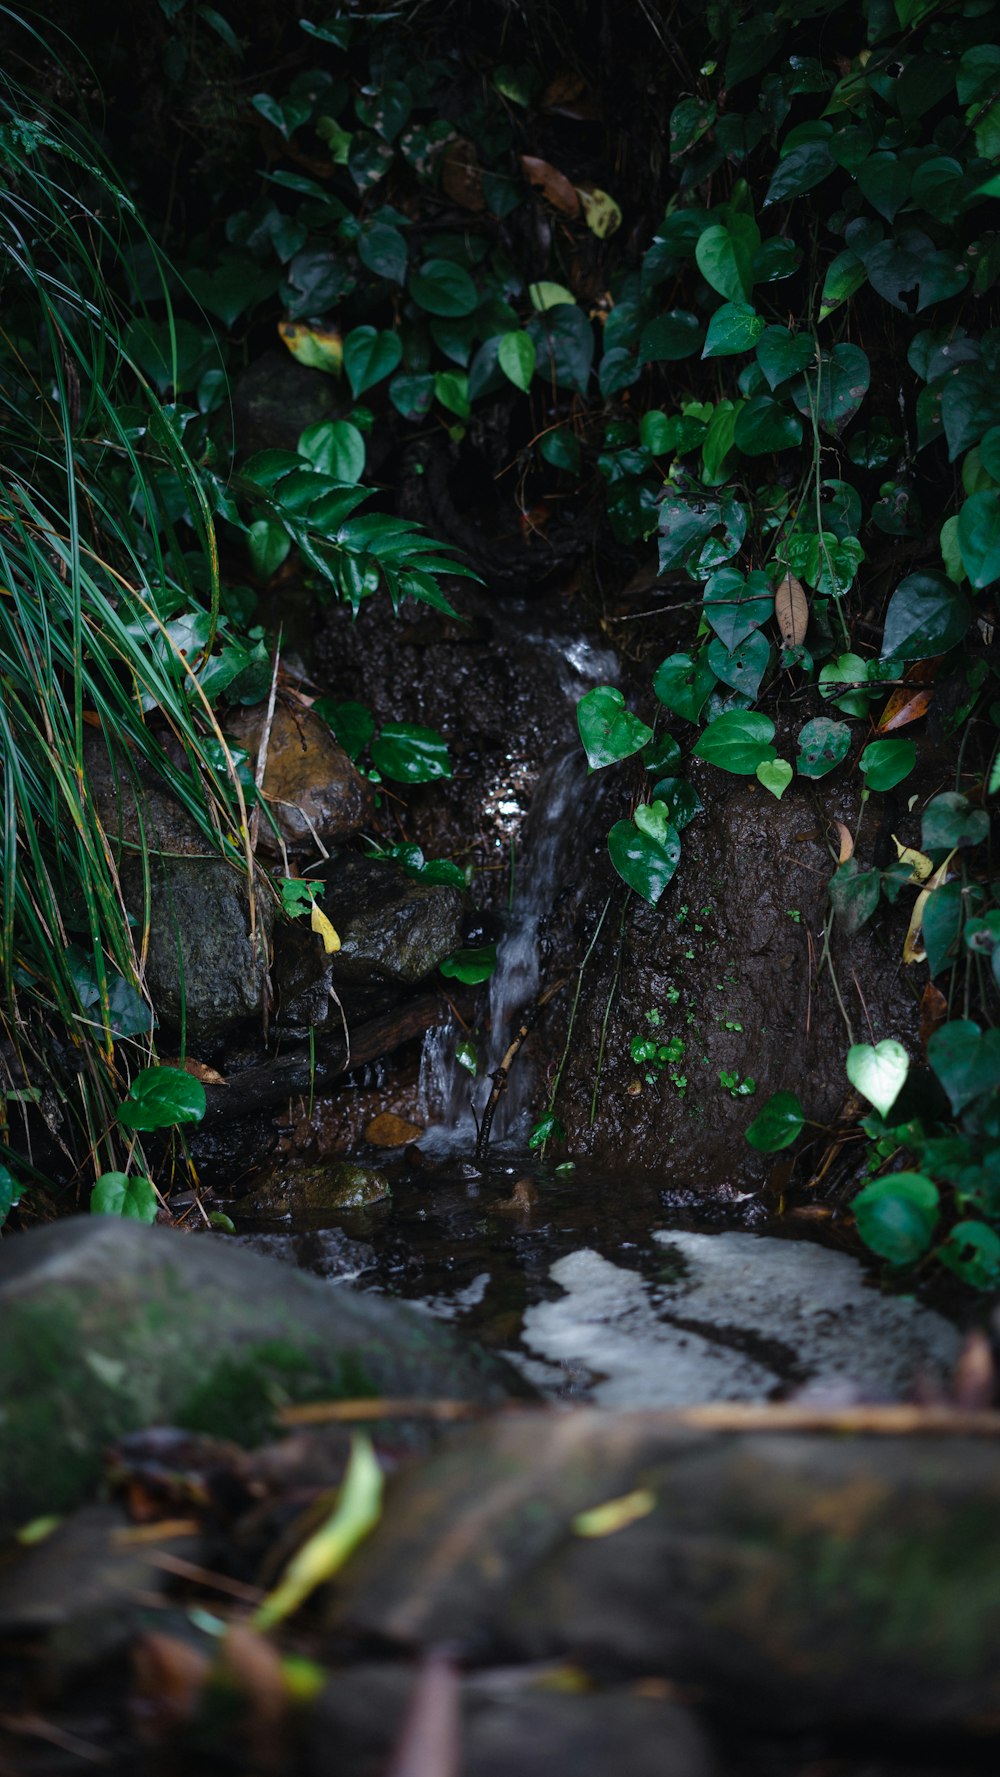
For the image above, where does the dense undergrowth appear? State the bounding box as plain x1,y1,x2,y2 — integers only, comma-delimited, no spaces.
1,0,998,1284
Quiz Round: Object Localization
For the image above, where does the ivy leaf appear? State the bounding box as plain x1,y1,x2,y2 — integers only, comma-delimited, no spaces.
702,567,773,649
702,302,765,357
706,630,770,699
692,710,776,775
927,1020,1000,1115
756,758,793,799
745,1090,805,1151
852,1174,939,1267
847,1038,910,1118
90,1172,158,1223
858,738,917,791
764,135,837,206
370,725,452,782
957,490,1000,589
408,257,478,316
342,325,402,396
881,572,971,659
921,792,990,852
578,686,653,769
648,777,703,830
755,325,815,389
298,419,366,481
312,697,375,759
695,218,760,303
440,944,496,985
248,519,291,581
940,1222,1000,1290
639,310,704,362
652,652,716,723
357,222,407,284
733,395,803,454
791,343,870,433
497,330,536,392
118,1066,207,1131
828,860,880,934
656,493,721,570
607,818,681,905
818,249,867,319
796,717,851,778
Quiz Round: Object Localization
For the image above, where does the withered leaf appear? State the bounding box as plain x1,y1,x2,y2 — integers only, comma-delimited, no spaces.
519,154,581,217
159,1057,228,1087
919,980,948,1054
441,137,485,211
833,820,854,863
876,659,938,733
774,573,809,647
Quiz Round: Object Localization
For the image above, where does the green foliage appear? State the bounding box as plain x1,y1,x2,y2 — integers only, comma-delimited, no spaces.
90,1172,158,1223
440,945,497,985
117,1066,208,1131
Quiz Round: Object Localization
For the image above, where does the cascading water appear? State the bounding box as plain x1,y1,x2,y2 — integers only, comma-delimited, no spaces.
418,630,617,1152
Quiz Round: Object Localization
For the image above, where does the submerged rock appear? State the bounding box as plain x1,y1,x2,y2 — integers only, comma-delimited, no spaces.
0,1217,526,1531
517,1233,962,1407
225,701,373,858
238,1159,391,1215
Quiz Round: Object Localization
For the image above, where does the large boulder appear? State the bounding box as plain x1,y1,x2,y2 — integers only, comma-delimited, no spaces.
318,854,467,989
0,1217,527,1532
85,730,273,1041
224,700,374,858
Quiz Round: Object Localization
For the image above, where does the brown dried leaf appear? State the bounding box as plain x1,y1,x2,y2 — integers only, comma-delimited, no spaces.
774,572,809,647
834,820,854,863
441,137,485,211
876,659,938,733
520,154,581,217
159,1057,228,1087
365,1111,425,1148
918,980,949,1055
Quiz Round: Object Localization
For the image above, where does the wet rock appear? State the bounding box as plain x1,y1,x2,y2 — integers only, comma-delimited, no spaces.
232,1228,375,1281
516,1234,962,1407
317,854,467,987
0,1217,528,1531
308,1662,718,1777
272,918,337,1035
225,700,373,858
328,1408,1000,1732
85,730,274,1041
238,1159,391,1215
232,349,340,458
186,1106,279,1189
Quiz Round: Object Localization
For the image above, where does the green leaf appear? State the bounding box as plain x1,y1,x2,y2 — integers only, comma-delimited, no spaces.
756,758,793,799
847,1039,910,1118
858,738,917,792
247,518,291,581
342,326,402,397
745,1089,805,1151
695,218,759,303
607,818,681,905
922,792,990,853
357,222,407,284
539,426,581,472
853,1173,939,1267
0,1163,22,1226
434,370,470,421
408,257,478,317
928,1021,1000,1115
529,306,595,395
118,1066,207,1131
312,697,375,760
957,490,1000,589
692,711,776,775
818,249,867,320
389,372,435,420
440,944,497,985
939,1221,1000,1290
652,651,716,723
732,395,803,455
498,330,536,392
764,136,837,206
857,153,912,223
648,776,703,830
922,881,965,979
578,686,653,769
796,717,851,779
370,725,452,782
791,343,869,434
706,630,770,699
90,1172,158,1223
528,280,576,311
755,325,815,390
528,1112,566,1149
828,861,880,934
639,310,703,363
657,494,722,570
702,566,773,649
881,571,971,660
702,302,765,358
298,419,366,482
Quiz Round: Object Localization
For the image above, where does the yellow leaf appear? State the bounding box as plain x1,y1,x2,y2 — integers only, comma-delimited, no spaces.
577,185,622,239
571,1487,656,1538
311,901,341,953
903,887,929,964
278,320,343,376
252,1434,383,1632
892,835,933,883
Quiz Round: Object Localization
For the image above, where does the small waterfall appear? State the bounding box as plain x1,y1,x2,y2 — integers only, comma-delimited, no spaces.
418,630,617,1153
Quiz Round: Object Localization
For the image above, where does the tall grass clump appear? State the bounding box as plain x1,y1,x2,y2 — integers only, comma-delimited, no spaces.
0,22,251,1202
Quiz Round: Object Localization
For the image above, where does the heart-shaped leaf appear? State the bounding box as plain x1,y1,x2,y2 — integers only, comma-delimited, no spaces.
692,710,776,775
745,1089,805,1151
633,800,673,844
858,737,917,792
702,567,773,649
608,818,681,905
846,1039,910,1118
756,758,793,799
927,1020,1000,1115
939,1221,1000,1289
706,630,771,699
921,792,990,853
652,652,716,723
852,1173,939,1267
796,717,851,779
118,1066,207,1131
649,777,703,830
578,686,654,769
90,1171,158,1223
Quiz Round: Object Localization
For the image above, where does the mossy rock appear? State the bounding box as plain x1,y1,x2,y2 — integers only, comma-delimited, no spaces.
0,1217,526,1532
240,1160,391,1215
